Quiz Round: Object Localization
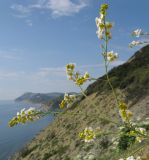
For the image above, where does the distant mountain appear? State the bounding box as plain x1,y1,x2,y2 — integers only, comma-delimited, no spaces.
15,92,64,104
15,92,64,110
15,92,77,110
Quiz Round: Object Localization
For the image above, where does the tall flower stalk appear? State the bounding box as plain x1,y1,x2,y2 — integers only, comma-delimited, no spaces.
97,4,119,109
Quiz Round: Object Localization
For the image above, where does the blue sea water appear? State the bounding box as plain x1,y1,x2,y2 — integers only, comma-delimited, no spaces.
0,100,53,160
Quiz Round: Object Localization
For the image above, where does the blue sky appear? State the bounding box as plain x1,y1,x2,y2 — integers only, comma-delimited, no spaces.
0,0,148,99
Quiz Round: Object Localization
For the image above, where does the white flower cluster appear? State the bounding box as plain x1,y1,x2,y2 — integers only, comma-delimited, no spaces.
59,93,76,109
9,107,40,127
119,156,141,160
129,41,143,48
79,127,96,143
66,63,90,86
95,16,105,39
95,4,118,62
107,51,118,62
132,29,142,37
129,28,149,48
135,127,147,143
17,107,35,116
95,4,113,40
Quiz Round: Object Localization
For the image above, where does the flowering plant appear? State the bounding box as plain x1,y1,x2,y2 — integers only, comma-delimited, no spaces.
8,3,149,160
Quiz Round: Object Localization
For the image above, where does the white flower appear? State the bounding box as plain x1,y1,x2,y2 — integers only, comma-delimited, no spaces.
60,93,76,108
127,156,141,160
129,41,142,48
131,41,140,45
107,51,118,62
95,13,104,27
27,107,35,112
84,72,90,79
136,136,142,143
129,40,149,48
69,95,76,99
95,17,103,28
84,127,96,142
79,127,96,143
95,15,105,39
126,156,135,160
132,29,142,37
136,127,147,135
139,128,146,134
9,107,41,127
20,108,25,114
64,93,69,100
119,156,141,160
100,13,104,20
25,107,35,114
96,28,104,39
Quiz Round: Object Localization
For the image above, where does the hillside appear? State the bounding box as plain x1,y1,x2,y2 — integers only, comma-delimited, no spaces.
12,45,149,160
87,45,149,100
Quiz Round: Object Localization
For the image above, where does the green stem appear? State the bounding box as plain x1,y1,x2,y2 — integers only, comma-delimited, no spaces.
105,62,119,106
79,85,87,98
103,19,119,109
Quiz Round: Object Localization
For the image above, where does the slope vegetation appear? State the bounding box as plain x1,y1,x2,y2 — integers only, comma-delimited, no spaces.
12,45,149,160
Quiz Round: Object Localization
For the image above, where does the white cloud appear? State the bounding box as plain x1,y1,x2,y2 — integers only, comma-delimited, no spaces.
11,4,31,18
0,61,124,80
0,60,124,80
0,50,22,60
36,60,125,77
25,19,33,26
0,55,19,60
11,0,89,18
0,60,125,99
0,70,24,80
36,67,65,77
47,0,88,17
78,60,125,69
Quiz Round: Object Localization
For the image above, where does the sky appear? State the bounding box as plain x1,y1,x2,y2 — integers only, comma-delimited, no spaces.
0,0,148,100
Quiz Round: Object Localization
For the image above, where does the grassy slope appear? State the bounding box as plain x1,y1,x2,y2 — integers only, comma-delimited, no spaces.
12,45,149,160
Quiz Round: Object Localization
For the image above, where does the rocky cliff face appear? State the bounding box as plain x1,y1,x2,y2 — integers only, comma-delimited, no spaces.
12,45,149,160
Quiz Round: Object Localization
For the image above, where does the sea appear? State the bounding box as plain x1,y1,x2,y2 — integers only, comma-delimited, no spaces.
0,100,53,160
